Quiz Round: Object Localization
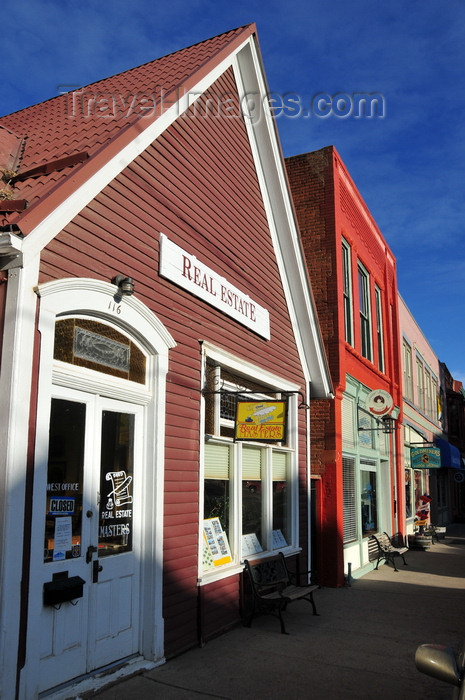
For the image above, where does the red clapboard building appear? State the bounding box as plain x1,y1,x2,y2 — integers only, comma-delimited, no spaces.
0,26,331,698
286,146,404,587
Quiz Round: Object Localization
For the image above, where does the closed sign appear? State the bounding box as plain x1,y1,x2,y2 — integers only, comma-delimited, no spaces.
49,497,75,514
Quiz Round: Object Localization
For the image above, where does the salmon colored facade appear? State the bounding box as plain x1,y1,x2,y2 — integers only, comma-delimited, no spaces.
286,146,404,587
0,27,331,698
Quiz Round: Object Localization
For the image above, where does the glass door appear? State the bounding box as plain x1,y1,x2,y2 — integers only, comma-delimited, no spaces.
39,389,142,690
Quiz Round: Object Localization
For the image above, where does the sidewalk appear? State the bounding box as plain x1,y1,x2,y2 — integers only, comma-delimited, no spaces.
92,525,465,700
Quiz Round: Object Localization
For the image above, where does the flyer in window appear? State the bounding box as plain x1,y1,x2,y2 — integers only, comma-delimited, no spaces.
272,529,288,549
202,518,232,568
241,532,263,557
53,516,72,561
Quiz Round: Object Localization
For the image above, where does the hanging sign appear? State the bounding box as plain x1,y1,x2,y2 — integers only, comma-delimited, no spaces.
235,400,287,442
159,234,270,339
410,446,441,469
365,389,394,417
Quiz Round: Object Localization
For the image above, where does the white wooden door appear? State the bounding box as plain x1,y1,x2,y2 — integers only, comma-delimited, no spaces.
38,388,142,691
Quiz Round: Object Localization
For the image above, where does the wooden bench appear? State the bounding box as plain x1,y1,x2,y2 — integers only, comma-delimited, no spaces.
243,552,319,634
370,532,408,572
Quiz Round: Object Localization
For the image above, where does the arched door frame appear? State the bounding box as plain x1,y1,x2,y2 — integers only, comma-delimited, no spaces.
20,278,175,699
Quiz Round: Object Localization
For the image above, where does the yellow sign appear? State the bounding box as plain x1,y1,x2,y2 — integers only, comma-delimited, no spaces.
235,400,286,442
202,518,232,569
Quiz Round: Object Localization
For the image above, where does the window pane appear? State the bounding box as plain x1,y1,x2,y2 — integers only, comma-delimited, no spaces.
358,266,372,361
375,287,384,372
272,451,289,547
361,471,377,536
343,456,357,543
44,399,85,563
242,446,262,551
98,411,135,557
54,318,146,384
204,479,230,536
405,469,412,518
342,241,353,345
204,443,230,536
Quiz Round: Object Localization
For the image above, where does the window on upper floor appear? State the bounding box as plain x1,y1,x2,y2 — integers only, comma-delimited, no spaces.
432,378,439,421
342,239,353,346
403,341,413,401
416,357,425,412
424,368,432,418
374,285,384,373
358,264,372,361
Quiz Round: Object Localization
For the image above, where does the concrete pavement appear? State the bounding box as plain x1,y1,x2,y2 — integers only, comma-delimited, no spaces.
90,525,465,700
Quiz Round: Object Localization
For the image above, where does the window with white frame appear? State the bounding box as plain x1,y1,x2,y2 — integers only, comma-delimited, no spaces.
343,455,357,543
358,263,372,361
374,285,384,373
432,378,439,421
403,340,413,401
342,239,353,346
360,459,377,536
416,356,425,413
424,368,432,418
202,361,297,575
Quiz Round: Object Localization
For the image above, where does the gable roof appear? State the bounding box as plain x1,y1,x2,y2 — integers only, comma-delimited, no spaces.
0,25,253,230
0,24,332,398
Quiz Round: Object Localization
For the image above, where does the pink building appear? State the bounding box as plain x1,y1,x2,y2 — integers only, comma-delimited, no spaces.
399,295,459,528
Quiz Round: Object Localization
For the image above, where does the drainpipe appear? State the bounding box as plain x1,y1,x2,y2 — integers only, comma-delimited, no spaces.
0,230,39,700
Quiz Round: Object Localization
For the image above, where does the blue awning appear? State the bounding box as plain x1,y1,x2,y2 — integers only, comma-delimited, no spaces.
435,438,463,469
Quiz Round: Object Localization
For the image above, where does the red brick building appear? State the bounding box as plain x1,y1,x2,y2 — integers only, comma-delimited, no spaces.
286,146,404,587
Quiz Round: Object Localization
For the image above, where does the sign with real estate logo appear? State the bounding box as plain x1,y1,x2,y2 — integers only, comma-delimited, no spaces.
235,400,287,442
410,446,441,469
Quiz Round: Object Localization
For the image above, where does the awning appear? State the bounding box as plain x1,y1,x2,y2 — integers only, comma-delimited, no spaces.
435,438,463,469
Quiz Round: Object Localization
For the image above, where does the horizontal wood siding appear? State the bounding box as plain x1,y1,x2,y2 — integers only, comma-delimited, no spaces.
198,575,241,644
38,67,310,656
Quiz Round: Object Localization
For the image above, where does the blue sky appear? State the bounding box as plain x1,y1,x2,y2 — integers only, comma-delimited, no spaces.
2,0,464,382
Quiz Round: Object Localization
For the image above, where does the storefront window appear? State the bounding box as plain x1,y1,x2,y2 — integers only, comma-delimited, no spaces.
242,446,263,551
361,468,377,536
202,359,296,574
343,455,357,543
204,443,230,536
44,399,85,562
272,451,289,547
405,469,413,518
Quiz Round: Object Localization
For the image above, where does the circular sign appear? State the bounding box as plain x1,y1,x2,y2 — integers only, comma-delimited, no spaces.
365,389,394,417
454,472,465,484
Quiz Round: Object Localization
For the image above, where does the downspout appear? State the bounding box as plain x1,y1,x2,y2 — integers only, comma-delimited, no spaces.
307,381,312,580
0,231,39,700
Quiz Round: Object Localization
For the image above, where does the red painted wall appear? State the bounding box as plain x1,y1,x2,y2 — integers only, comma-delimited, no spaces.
36,68,310,654
287,146,404,586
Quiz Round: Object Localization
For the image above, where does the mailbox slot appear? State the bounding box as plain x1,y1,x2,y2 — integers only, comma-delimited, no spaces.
43,572,85,606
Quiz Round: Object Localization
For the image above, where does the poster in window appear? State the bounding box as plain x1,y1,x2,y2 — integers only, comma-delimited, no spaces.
235,400,287,442
241,533,263,557
202,517,232,569
272,529,288,549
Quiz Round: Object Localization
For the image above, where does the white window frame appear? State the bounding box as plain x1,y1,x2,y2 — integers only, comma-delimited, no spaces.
199,342,301,584
342,238,353,346
374,285,384,373
358,263,372,362
416,356,425,413
403,340,413,401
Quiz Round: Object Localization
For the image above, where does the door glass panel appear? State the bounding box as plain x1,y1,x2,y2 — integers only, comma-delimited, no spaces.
44,399,86,562
98,411,135,558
